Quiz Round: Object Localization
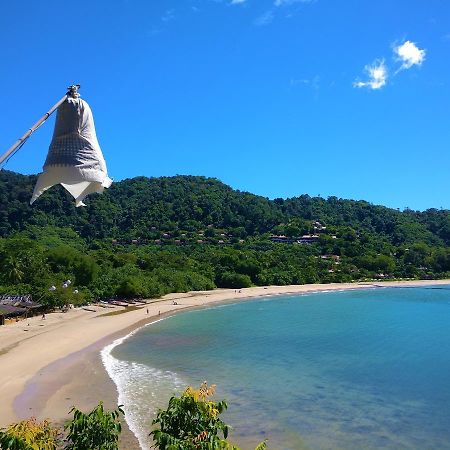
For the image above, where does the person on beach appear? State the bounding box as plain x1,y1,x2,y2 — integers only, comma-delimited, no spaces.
146,308,149,314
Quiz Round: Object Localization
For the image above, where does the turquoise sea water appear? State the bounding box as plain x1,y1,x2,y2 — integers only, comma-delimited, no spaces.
105,286,450,449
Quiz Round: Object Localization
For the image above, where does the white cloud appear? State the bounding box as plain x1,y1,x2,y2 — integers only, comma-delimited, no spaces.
230,0,247,4
394,40,426,71
354,59,388,90
354,40,425,91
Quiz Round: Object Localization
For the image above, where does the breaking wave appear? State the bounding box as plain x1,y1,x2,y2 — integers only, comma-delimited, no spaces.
101,323,185,450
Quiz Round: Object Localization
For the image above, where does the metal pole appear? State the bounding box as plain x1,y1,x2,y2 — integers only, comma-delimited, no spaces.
0,84,80,168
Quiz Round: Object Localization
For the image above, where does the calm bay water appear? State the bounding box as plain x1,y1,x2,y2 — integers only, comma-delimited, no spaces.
104,286,450,449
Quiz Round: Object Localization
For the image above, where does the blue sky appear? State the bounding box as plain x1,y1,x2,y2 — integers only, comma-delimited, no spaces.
1,0,449,210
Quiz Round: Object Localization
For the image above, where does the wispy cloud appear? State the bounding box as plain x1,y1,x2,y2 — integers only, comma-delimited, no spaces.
252,0,314,26
291,75,320,90
161,9,175,22
274,0,314,5
254,10,274,26
354,59,388,90
290,78,310,86
230,0,247,4
394,40,426,72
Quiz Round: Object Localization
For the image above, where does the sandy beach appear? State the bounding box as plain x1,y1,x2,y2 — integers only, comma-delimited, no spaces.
1,279,449,447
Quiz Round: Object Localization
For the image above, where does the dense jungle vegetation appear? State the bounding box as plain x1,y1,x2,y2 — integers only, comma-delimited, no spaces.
1,170,449,307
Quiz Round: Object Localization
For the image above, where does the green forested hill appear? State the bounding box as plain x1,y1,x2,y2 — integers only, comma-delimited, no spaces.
0,170,449,305
0,170,283,238
1,170,449,245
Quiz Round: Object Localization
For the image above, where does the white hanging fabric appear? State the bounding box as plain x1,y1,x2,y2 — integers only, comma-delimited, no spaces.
30,96,112,207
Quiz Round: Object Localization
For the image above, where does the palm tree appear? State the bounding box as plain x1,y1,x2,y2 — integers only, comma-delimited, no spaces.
6,257,24,284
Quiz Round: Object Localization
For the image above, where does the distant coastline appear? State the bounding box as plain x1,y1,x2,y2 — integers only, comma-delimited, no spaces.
1,279,450,448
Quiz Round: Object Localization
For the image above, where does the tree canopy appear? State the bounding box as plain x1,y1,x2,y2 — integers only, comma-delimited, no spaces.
0,170,449,307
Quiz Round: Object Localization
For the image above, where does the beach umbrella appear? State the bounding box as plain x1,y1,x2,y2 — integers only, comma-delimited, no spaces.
0,85,112,206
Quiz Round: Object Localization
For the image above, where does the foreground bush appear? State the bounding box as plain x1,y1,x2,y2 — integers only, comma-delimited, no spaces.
0,418,59,450
0,403,123,450
150,382,267,450
64,402,124,450
1,388,266,450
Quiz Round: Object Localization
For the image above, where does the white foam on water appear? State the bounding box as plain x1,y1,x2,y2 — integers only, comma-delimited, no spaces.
101,322,185,450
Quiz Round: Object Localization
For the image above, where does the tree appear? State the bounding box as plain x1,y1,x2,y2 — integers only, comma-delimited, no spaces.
4,257,24,284
216,272,252,289
46,246,99,286
150,383,237,450
1,170,450,294
64,402,124,450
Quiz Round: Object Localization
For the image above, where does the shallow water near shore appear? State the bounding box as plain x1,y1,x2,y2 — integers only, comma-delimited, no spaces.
104,286,450,449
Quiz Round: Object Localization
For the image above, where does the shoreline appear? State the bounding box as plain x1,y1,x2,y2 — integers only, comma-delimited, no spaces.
1,279,449,447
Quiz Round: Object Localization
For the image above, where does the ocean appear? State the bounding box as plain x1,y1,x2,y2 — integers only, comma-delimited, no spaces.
102,286,450,449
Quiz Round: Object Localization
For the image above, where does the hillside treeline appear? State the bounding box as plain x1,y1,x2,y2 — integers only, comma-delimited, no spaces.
0,170,449,305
